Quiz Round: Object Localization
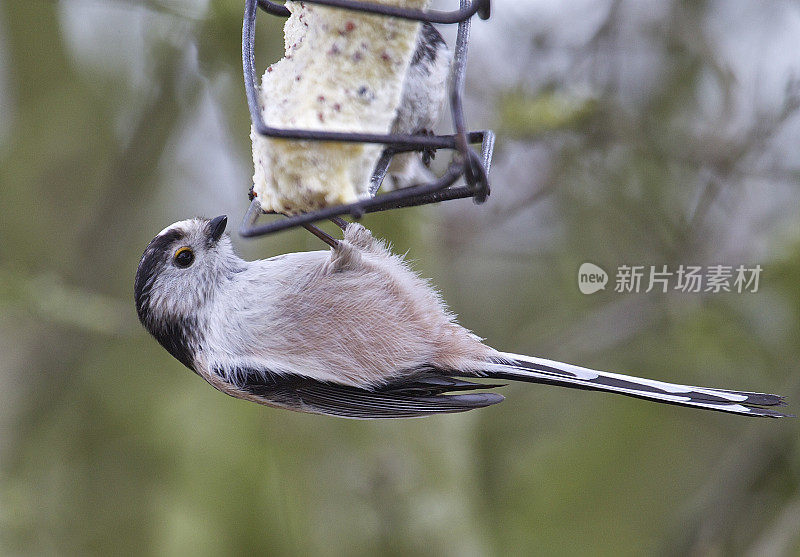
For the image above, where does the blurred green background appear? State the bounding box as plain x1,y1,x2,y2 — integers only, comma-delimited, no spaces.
1,0,799,555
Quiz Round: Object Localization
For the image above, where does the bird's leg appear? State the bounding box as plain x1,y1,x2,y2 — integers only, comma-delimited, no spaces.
302,223,339,248
304,217,348,248
329,216,349,231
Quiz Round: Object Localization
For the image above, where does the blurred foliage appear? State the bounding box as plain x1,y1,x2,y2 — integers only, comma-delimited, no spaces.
1,0,799,556
497,89,598,137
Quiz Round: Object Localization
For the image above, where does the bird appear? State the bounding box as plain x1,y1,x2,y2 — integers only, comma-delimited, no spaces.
385,22,452,190
134,216,790,419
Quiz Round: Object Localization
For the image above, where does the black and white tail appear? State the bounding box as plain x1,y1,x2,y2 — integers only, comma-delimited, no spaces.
483,353,790,418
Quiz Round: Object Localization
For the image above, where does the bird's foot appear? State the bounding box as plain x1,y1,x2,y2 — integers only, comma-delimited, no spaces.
419,129,437,167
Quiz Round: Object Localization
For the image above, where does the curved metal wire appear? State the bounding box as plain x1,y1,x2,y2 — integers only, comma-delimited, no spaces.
241,0,494,237
257,0,490,23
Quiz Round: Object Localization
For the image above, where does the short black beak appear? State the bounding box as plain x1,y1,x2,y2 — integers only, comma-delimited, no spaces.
208,215,227,242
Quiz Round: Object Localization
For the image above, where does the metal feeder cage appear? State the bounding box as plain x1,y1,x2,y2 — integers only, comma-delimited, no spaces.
240,0,495,238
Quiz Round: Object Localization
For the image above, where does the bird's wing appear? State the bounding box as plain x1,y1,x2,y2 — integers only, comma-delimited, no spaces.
227,369,504,419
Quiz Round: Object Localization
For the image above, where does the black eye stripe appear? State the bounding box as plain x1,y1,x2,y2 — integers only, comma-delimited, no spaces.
135,229,186,318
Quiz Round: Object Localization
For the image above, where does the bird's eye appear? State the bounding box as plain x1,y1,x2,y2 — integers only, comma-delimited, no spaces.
174,247,195,268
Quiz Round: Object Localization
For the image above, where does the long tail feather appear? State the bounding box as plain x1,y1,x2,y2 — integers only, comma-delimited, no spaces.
483,353,790,418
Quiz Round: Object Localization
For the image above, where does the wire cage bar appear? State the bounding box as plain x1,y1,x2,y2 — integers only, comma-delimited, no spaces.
240,0,494,238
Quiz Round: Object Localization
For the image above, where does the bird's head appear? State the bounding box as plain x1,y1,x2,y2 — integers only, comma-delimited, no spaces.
134,216,241,366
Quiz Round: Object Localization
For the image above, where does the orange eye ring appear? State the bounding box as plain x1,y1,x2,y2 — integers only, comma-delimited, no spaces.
173,247,195,268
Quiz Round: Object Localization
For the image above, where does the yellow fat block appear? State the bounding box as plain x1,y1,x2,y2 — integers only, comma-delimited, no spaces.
251,0,428,214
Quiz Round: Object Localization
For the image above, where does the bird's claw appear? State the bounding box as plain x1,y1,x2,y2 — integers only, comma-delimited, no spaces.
419,129,437,167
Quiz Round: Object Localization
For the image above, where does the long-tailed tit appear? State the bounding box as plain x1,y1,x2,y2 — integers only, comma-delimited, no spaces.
386,23,451,190
134,216,789,418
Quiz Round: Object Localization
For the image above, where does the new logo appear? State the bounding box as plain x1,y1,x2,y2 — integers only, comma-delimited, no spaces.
578,262,608,294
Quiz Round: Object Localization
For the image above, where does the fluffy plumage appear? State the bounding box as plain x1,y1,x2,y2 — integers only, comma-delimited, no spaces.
385,22,452,190
135,218,790,419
